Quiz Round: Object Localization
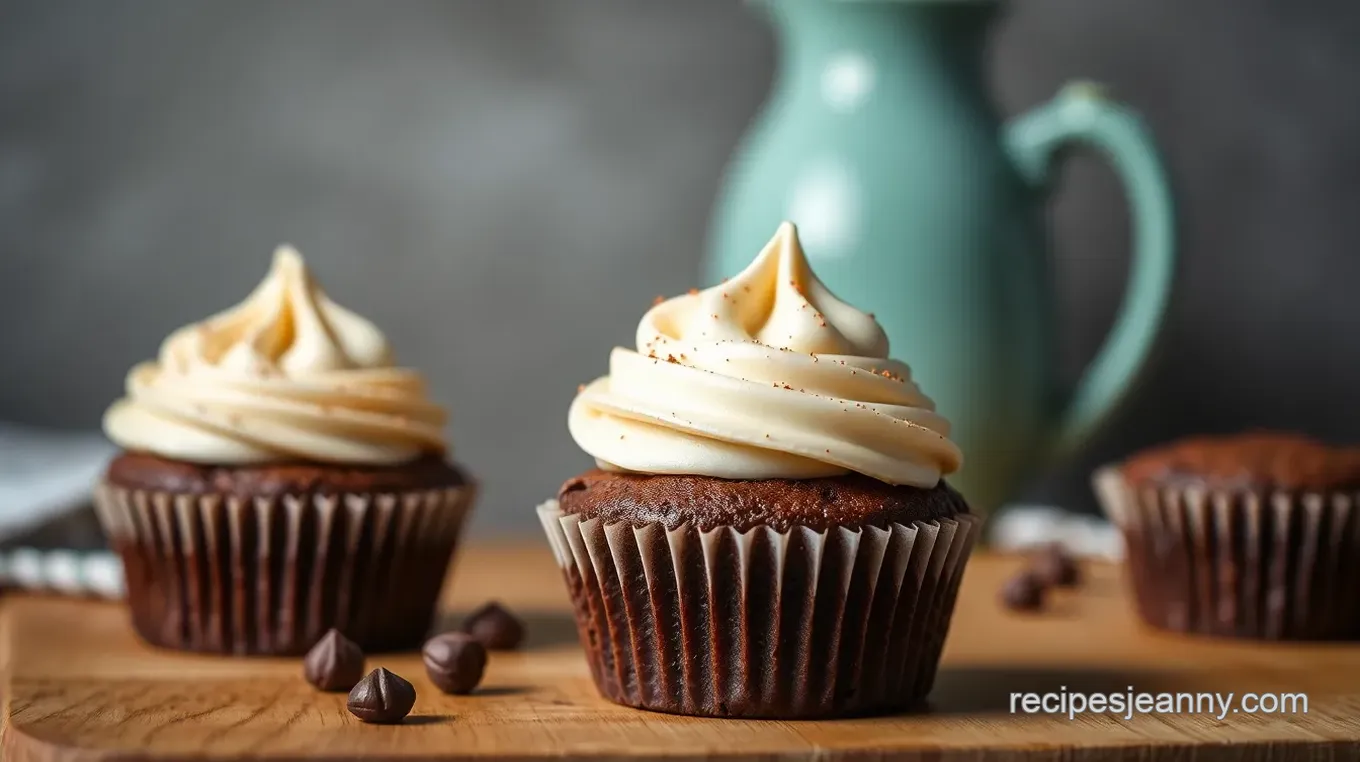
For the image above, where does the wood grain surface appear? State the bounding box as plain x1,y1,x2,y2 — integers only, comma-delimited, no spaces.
4,543,1360,761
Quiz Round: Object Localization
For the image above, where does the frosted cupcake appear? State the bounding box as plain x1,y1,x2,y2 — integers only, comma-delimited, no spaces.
539,223,978,718
96,247,475,655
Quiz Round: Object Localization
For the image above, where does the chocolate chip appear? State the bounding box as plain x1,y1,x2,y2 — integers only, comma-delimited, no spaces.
303,628,365,692
462,601,525,650
1000,571,1046,612
423,632,488,695
1032,544,1081,587
347,668,416,724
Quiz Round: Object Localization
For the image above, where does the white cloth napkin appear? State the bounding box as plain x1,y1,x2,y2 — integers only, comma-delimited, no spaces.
0,422,124,598
989,504,1124,560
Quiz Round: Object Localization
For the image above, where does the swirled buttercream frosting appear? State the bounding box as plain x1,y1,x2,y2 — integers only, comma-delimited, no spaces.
103,246,447,465
568,222,962,487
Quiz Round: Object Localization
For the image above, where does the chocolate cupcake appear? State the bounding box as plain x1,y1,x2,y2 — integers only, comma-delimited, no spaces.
1094,432,1360,640
94,247,475,655
539,222,977,718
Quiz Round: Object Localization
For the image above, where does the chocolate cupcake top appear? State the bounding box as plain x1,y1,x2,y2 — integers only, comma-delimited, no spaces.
104,451,467,497
102,247,448,465
558,469,968,532
1120,431,1360,491
568,222,961,488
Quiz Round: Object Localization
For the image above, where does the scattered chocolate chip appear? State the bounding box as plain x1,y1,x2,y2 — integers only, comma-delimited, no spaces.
462,601,525,650
423,632,488,695
348,668,417,724
303,629,365,692
1000,571,1047,612
1031,544,1082,588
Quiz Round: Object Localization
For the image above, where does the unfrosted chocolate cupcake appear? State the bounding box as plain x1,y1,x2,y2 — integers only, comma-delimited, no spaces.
1095,432,1360,640
539,223,977,719
95,247,475,655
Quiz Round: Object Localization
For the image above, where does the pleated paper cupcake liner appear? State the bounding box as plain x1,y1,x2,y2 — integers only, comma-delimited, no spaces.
1095,466,1360,640
538,500,978,719
94,482,475,655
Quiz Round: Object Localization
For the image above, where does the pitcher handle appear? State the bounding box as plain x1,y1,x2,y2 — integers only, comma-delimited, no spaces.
1005,81,1175,460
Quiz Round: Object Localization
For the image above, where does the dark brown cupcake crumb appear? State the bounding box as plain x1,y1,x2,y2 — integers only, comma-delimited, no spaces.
462,602,525,651
557,469,968,532
104,450,467,497
1000,571,1047,612
1120,431,1360,492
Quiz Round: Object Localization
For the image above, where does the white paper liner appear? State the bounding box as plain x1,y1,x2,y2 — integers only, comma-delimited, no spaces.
94,482,475,655
538,500,978,718
1094,466,1360,639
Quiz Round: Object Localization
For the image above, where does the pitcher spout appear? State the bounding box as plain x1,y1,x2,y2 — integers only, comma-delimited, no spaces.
760,0,1000,95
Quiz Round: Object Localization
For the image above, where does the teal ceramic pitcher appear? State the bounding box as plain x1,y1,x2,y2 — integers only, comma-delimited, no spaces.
704,0,1174,515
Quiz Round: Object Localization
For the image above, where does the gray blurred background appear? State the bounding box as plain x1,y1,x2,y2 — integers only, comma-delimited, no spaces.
3,0,1360,536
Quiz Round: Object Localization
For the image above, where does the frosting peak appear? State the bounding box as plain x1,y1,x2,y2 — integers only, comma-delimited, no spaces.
569,222,962,487
104,246,447,465
641,222,889,358
167,246,395,378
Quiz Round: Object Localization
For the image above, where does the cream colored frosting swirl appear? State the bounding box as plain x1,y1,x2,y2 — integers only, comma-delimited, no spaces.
103,246,447,465
568,222,962,487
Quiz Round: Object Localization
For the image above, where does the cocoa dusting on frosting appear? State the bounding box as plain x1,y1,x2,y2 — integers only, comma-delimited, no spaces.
567,222,961,488
1121,431,1360,491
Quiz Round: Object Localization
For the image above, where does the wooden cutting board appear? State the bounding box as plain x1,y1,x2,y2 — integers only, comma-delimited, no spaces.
4,542,1360,761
